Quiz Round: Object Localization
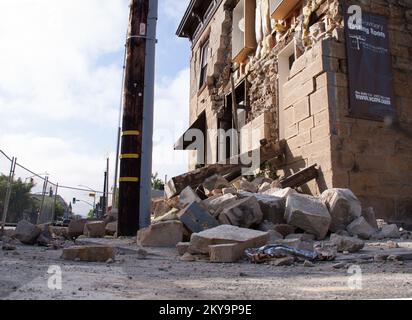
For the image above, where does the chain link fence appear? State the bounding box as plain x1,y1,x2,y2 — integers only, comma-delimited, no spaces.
1,149,111,228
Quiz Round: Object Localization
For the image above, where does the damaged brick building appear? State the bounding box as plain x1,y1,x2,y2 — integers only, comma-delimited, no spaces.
174,0,412,227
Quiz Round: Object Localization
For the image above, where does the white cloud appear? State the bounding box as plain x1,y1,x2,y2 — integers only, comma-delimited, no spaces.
162,0,191,22
0,0,192,215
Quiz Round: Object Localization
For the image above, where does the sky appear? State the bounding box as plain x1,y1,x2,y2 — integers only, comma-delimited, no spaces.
0,0,192,216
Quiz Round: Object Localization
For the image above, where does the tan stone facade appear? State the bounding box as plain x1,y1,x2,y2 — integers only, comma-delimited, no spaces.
176,0,412,226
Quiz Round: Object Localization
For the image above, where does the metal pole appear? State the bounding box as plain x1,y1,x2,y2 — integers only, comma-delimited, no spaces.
1,157,16,231
38,176,48,225
102,170,108,219
106,157,110,215
52,183,59,223
139,0,158,229
112,126,121,209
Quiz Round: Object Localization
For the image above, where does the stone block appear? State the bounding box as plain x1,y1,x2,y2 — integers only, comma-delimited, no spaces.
176,242,190,256
62,246,115,262
209,243,244,263
137,221,183,247
219,196,263,228
15,220,41,245
379,224,401,239
178,202,219,234
321,188,362,232
179,186,201,208
238,192,285,224
285,194,331,240
361,207,379,231
189,225,269,254
347,217,376,240
68,219,88,239
105,222,118,236
203,175,229,195
83,221,106,238
201,194,238,218
330,234,365,253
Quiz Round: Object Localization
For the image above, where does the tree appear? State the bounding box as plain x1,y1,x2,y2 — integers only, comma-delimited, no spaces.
151,172,164,191
0,175,34,223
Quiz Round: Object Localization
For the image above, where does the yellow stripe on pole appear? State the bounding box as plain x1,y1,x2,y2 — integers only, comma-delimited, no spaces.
119,177,140,183
122,130,141,136
120,154,140,159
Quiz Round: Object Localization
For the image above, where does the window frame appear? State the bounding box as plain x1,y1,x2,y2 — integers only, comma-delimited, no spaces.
198,39,210,91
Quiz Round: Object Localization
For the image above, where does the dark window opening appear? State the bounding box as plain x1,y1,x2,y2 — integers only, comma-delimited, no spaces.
199,40,210,90
289,52,296,70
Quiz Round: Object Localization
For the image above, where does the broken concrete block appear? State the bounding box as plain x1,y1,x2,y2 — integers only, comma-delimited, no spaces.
178,202,219,234
62,245,115,262
273,224,297,237
37,226,53,247
362,207,379,231
179,186,201,208
152,199,172,218
201,194,238,218
83,221,106,238
189,225,269,254
203,175,229,195
209,243,243,263
258,182,271,193
222,187,237,195
253,177,273,186
14,220,42,245
153,208,179,223
68,219,88,239
137,221,183,247
219,196,263,228
264,187,297,199
239,179,258,193
238,192,285,224
330,234,365,253
347,216,376,240
379,224,401,239
284,194,331,240
50,226,69,239
321,189,362,232
105,222,118,236
176,242,190,256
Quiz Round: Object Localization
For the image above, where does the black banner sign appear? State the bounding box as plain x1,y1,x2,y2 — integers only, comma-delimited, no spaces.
344,6,396,121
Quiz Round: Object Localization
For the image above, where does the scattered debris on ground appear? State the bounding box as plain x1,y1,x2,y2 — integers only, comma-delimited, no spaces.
4,172,412,270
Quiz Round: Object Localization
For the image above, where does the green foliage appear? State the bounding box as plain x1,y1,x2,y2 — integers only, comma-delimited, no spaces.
151,172,165,191
87,209,95,219
54,202,65,219
0,175,34,223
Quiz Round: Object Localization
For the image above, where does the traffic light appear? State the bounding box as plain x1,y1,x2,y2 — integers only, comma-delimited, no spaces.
73,198,76,204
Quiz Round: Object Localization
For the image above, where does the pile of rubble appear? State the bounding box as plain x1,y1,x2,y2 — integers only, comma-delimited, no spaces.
144,174,411,265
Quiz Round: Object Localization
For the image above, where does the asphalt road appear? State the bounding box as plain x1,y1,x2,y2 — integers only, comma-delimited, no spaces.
1,239,412,300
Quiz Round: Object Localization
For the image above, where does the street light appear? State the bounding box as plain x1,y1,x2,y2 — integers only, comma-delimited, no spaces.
78,184,97,208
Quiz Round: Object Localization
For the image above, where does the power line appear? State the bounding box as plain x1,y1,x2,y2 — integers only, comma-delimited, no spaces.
0,148,111,195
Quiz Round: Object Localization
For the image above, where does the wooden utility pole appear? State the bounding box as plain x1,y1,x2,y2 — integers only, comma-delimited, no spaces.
118,0,158,236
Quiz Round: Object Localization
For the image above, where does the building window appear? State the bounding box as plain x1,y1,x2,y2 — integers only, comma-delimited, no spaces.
198,40,209,90
232,0,256,64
